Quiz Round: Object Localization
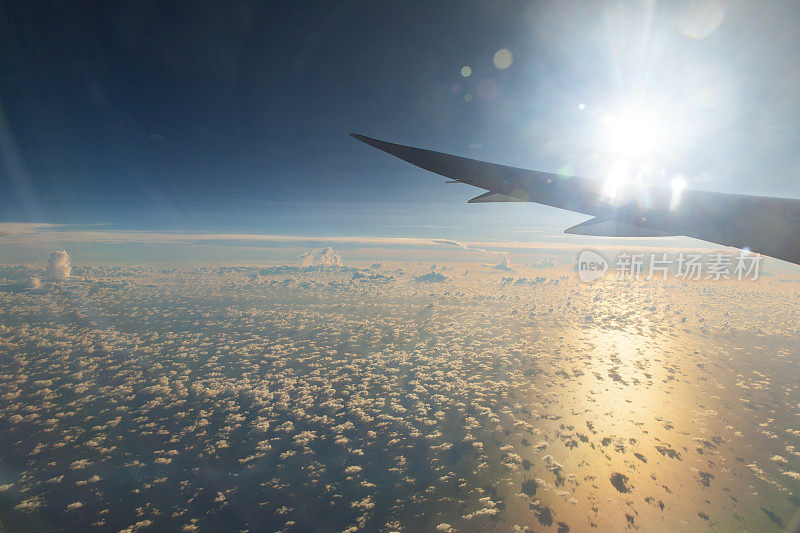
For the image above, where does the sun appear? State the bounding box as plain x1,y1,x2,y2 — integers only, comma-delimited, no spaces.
594,103,675,202
602,107,664,159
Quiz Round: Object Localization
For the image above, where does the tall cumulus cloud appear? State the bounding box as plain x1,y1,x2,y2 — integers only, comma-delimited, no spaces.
47,250,71,280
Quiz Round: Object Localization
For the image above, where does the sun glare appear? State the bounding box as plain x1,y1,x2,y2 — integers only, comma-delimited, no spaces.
596,104,676,204
602,108,663,159
669,175,687,210
601,158,631,201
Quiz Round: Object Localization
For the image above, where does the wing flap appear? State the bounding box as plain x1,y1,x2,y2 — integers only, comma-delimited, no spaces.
468,191,527,203
565,218,678,237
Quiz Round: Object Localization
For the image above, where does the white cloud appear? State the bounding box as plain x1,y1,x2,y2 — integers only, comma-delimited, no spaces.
47,250,71,280
0,222,61,235
0,223,731,265
15,496,43,512
433,239,488,255
491,256,514,272
300,247,343,267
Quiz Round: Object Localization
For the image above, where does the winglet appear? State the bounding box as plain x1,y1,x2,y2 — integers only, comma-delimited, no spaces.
347,133,403,156
347,132,375,145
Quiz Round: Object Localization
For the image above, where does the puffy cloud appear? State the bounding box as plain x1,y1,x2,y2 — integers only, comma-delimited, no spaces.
293,430,317,447
491,256,514,272
119,520,153,532
300,247,343,267
350,496,374,510
70,459,91,469
27,276,41,289
413,272,447,283
15,497,43,512
47,250,71,280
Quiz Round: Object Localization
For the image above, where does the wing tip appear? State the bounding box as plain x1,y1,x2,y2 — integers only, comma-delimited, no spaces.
346,133,398,155
347,132,369,142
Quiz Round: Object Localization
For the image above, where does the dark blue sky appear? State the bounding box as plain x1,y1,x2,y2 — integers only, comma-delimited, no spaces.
3,1,800,261
1,1,540,231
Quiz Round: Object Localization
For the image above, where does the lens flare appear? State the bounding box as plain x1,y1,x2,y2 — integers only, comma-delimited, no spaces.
669,176,687,210
601,159,632,201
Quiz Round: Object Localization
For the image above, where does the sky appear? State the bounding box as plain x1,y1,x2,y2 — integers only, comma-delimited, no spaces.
3,0,800,265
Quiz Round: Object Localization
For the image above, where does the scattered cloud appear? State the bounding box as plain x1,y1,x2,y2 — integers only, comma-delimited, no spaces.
0,263,797,532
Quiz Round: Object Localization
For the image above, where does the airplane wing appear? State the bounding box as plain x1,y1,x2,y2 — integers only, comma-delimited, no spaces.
349,133,800,265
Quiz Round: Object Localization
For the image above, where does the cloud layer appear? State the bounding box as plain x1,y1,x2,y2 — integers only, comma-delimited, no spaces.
0,262,797,531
